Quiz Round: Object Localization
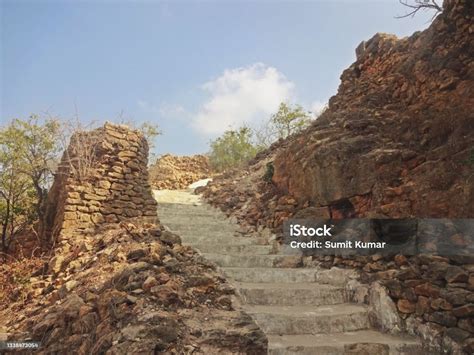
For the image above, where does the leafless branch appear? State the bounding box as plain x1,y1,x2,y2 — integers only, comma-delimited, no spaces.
396,0,443,20
59,117,100,182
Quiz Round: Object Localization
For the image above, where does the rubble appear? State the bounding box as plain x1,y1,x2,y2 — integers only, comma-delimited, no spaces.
149,154,213,190
0,123,266,354
1,224,266,354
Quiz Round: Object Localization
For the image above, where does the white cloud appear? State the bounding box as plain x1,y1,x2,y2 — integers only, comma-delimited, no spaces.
192,63,294,136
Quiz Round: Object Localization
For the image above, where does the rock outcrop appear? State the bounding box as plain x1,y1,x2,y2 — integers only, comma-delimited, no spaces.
201,1,474,353
149,154,213,190
273,0,473,219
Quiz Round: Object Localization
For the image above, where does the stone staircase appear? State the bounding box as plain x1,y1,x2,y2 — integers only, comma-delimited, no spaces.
156,193,423,354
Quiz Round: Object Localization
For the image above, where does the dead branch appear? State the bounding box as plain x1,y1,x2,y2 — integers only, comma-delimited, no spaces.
396,0,443,20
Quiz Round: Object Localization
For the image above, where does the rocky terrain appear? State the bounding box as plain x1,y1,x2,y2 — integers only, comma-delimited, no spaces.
1,1,472,354
149,154,213,190
0,123,266,354
203,0,473,227
201,0,474,353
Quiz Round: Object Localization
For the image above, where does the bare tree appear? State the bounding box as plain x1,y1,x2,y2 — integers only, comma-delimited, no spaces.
59,119,101,182
396,0,443,20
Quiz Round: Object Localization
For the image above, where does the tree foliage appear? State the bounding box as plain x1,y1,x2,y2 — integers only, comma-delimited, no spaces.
271,102,311,138
138,122,162,149
209,126,258,172
208,102,314,171
0,115,61,255
255,102,311,148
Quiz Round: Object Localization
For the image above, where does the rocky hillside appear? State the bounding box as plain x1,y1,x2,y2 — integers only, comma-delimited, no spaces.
0,124,266,354
149,154,213,190
272,0,473,219
204,0,473,229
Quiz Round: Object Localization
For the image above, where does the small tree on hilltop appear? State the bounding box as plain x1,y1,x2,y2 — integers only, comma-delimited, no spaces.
209,126,258,172
271,102,311,138
255,102,311,148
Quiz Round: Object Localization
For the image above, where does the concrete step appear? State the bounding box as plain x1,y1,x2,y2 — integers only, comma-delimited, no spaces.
182,236,257,246
222,267,353,286
163,222,236,232
158,211,225,219
157,204,217,213
267,331,423,355
244,304,369,335
202,253,299,268
158,213,229,222
158,210,229,220
192,243,273,255
236,282,346,306
222,267,319,283
155,199,424,354
177,232,260,244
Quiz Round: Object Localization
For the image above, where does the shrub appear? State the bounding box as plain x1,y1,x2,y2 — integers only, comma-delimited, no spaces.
209,126,258,172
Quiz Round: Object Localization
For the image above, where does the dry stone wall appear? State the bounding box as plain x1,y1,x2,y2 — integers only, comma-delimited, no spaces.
44,122,158,243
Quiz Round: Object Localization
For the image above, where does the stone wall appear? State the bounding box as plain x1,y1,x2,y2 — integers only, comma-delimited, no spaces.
44,122,157,243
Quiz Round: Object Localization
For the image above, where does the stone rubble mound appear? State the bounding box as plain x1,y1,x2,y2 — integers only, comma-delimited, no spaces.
3,223,266,354
0,123,266,354
149,154,213,190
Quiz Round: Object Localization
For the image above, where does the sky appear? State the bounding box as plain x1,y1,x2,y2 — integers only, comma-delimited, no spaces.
1,0,434,155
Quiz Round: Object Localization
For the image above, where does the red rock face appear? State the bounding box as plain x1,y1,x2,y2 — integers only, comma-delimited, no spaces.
272,0,473,218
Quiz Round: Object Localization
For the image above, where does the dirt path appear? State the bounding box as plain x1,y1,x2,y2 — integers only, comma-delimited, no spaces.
154,189,422,354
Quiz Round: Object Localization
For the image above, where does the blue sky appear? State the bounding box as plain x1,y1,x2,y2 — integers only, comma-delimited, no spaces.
1,0,433,155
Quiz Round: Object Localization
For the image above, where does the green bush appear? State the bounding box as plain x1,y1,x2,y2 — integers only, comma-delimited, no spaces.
263,162,274,183
209,126,258,172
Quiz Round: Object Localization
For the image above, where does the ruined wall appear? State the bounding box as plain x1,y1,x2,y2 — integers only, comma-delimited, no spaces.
45,123,158,242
